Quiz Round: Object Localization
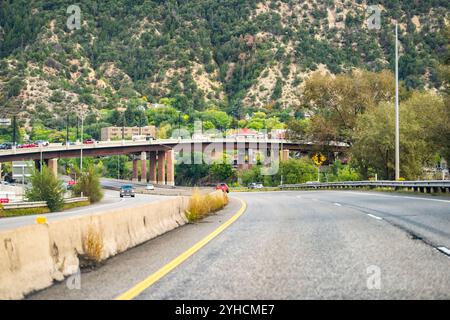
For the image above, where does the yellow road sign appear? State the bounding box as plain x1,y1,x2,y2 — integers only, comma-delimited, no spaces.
312,153,327,166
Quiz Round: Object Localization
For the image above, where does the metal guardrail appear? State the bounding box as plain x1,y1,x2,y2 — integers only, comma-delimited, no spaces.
2,201,47,209
280,180,450,193
63,197,89,204
1,197,89,209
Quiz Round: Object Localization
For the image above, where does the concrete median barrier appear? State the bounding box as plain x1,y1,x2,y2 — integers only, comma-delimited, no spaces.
0,196,190,299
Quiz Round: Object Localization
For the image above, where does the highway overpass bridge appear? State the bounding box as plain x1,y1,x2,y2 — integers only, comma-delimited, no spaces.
0,138,348,186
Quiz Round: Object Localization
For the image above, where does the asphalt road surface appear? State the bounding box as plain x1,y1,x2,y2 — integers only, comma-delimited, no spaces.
0,189,168,231
30,190,450,300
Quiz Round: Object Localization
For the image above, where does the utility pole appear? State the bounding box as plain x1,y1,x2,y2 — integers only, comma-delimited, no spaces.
66,113,70,145
76,106,88,173
122,112,126,141
117,155,120,180
80,115,84,171
12,115,17,147
76,117,79,142
395,23,400,180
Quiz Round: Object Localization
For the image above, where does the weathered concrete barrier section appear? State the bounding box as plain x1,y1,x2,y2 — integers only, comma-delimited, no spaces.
0,196,189,300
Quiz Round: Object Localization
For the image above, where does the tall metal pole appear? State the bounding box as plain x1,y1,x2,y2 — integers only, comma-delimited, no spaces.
122,112,125,141
66,113,70,145
12,115,17,147
395,24,400,180
117,155,120,180
80,115,84,172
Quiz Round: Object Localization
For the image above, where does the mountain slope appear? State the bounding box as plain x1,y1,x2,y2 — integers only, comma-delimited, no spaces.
0,0,449,120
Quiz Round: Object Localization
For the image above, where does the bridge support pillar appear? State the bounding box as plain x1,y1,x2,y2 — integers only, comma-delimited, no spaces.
140,151,147,182
48,158,58,177
149,151,157,184
157,150,166,185
166,149,175,186
281,149,290,161
132,157,138,182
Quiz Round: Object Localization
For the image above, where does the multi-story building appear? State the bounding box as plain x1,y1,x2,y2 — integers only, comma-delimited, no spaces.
100,126,156,141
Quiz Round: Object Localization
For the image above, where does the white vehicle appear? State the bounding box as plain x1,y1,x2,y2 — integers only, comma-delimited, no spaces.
145,183,155,190
132,135,153,142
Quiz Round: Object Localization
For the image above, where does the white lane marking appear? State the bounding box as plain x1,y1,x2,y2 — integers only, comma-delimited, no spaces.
367,214,383,220
333,203,342,207
346,191,450,204
437,247,450,256
311,198,318,202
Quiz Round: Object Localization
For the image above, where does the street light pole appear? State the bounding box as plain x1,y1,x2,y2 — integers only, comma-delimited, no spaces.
395,23,400,180
66,113,70,145
12,115,17,148
80,114,84,172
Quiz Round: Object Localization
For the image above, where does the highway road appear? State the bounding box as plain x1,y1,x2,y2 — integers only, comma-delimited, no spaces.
0,189,168,231
29,190,450,300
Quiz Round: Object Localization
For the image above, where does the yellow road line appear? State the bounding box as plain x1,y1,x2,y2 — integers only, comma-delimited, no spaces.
115,197,247,300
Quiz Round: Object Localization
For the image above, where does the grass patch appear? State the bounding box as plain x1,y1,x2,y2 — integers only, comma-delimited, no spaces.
63,200,91,211
82,226,104,264
186,189,229,222
0,206,50,218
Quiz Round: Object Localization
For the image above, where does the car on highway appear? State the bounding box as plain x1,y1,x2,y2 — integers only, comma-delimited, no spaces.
120,185,136,198
67,179,76,190
35,140,49,146
215,183,229,193
18,142,38,148
145,183,155,191
0,142,13,150
248,182,264,189
83,138,96,144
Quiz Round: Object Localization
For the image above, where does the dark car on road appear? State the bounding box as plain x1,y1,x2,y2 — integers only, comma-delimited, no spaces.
215,183,229,193
0,142,13,150
120,185,136,198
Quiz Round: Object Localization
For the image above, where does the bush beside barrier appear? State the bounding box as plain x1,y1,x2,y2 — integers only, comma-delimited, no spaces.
186,190,229,222
0,205,50,218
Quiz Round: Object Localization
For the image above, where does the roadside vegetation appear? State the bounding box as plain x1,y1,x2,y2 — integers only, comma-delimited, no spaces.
25,165,65,212
185,189,229,222
72,165,104,203
81,226,104,265
0,205,49,218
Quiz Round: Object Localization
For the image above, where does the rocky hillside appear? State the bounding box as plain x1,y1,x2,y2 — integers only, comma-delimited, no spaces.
0,0,449,120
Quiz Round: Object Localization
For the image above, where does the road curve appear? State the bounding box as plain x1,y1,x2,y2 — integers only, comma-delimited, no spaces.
29,191,450,300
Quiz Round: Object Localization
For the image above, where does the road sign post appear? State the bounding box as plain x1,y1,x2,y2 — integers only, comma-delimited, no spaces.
312,153,327,182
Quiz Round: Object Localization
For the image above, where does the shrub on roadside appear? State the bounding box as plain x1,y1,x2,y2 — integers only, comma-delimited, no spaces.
72,165,104,203
186,189,229,222
25,165,65,212
0,206,50,217
83,226,104,263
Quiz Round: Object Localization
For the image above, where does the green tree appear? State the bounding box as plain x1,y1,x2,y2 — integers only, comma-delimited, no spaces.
352,92,445,180
72,165,104,203
297,70,395,145
26,166,65,212
210,161,236,182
